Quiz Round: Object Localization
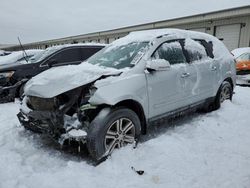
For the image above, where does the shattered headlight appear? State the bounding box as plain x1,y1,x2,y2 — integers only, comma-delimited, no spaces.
0,71,15,79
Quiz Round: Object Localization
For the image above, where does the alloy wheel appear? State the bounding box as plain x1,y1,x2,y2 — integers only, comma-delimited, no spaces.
104,118,135,154
220,85,231,103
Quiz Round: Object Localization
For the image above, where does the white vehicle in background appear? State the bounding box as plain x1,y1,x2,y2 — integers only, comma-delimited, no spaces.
18,29,236,161
231,47,250,86
0,50,11,56
0,49,44,65
231,47,250,58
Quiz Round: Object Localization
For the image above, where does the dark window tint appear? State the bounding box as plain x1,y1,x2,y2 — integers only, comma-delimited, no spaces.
80,47,103,61
194,40,214,58
50,48,81,64
184,38,208,62
152,41,187,65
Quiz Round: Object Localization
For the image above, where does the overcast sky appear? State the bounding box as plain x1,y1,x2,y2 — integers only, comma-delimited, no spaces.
0,0,249,44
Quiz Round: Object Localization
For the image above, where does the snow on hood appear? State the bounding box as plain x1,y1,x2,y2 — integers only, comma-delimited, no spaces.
24,62,122,98
0,50,43,65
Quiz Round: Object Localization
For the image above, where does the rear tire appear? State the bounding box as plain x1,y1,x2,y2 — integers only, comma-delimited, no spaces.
212,81,233,111
86,107,141,161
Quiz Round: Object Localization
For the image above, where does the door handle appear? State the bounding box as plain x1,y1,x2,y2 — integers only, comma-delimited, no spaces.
211,66,217,71
181,72,190,78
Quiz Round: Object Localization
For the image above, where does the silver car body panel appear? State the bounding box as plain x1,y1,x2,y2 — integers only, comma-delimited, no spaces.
23,29,236,121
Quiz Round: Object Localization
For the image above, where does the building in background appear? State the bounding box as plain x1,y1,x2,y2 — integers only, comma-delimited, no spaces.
2,5,250,51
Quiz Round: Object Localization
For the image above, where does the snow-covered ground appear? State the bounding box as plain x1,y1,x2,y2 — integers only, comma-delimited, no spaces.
0,86,250,188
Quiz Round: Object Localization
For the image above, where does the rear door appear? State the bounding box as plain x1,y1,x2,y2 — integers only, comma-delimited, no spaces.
183,38,216,101
146,40,188,118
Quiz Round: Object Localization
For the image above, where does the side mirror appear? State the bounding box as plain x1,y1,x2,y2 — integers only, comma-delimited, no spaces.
47,59,58,67
146,59,170,71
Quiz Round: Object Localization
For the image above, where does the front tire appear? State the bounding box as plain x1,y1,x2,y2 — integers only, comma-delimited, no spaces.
86,107,141,161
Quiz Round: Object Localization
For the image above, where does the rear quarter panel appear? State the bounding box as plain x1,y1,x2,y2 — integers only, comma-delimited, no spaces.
214,56,236,96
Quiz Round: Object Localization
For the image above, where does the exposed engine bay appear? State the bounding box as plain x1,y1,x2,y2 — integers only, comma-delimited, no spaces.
17,82,105,146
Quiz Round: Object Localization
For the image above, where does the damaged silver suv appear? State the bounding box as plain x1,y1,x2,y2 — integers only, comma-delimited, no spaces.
17,29,236,161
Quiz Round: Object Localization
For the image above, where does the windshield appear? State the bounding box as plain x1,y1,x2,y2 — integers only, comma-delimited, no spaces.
28,51,45,63
87,42,149,69
16,55,33,63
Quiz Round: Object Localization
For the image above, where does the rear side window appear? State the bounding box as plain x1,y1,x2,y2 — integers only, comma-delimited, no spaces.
184,38,208,62
80,47,102,61
152,41,187,65
195,40,214,58
50,48,81,64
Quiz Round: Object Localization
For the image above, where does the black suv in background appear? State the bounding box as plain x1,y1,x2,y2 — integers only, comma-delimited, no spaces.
0,44,105,103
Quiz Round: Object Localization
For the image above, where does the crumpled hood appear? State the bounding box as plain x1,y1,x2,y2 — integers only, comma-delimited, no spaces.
24,62,122,98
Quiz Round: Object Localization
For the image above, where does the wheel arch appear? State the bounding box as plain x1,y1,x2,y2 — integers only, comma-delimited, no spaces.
113,99,147,135
224,77,234,90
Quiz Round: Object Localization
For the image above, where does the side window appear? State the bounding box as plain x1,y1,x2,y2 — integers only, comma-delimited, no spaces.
80,47,102,61
195,40,214,58
49,48,81,64
184,38,208,62
152,41,187,65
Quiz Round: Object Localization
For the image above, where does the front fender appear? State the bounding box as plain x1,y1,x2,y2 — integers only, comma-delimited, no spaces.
89,73,149,119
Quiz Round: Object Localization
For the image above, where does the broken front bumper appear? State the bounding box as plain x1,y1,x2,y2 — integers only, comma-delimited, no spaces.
17,98,87,145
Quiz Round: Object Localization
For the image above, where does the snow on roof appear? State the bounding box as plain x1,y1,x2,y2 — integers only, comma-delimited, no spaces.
44,43,106,50
110,28,231,61
231,47,250,58
113,28,218,45
36,43,106,59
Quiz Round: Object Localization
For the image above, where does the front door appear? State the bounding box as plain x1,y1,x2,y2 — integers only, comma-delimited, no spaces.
146,40,189,119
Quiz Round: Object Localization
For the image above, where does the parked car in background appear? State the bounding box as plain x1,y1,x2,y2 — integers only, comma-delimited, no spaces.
231,47,250,85
0,50,11,56
0,43,105,103
18,29,236,161
0,49,43,65
231,47,250,58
